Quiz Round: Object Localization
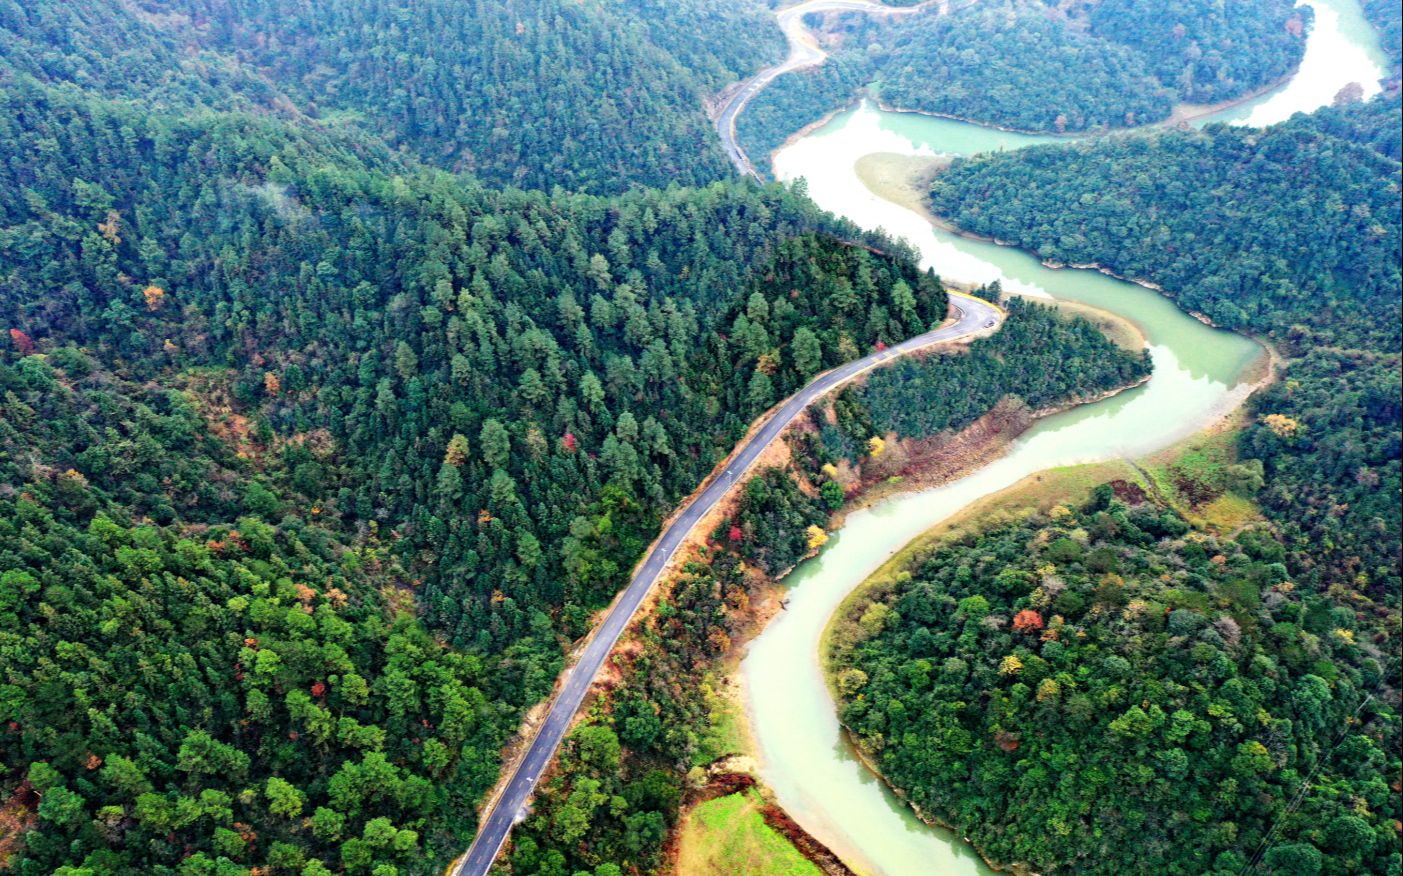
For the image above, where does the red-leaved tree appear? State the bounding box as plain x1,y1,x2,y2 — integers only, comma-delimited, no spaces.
9,328,34,355
1012,609,1045,634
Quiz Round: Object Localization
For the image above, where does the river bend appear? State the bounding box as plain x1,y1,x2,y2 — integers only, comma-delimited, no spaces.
739,1,1387,873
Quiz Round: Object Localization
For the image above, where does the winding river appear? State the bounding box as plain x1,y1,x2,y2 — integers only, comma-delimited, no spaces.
739,2,1388,874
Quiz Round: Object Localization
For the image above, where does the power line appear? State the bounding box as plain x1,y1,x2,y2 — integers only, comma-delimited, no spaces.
1239,691,1374,876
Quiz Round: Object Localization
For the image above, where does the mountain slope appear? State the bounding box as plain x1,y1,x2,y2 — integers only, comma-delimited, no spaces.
0,0,784,194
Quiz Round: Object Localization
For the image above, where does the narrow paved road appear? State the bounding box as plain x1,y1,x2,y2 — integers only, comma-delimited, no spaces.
452,294,1002,876
715,0,936,178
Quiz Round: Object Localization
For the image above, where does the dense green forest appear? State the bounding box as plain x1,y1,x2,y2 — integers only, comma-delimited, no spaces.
501,300,1152,876
850,297,1151,439
872,0,1309,130
929,96,1403,607
736,0,1310,170
930,100,1401,335
4,0,1398,873
808,91,1403,875
1361,0,1403,84
0,355,516,875
1083,0,1310,104
0,67,1149,869
875,3,1175,133
1300,93,1403,160
0,0,782,193
830,483,1401,875
0,0,1000,866
0,0,946,867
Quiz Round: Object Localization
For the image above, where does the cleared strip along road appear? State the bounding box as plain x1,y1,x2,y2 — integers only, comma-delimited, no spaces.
452,293,1003,876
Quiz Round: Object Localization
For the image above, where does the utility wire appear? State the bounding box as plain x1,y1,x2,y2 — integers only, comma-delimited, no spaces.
1239,691,1375,876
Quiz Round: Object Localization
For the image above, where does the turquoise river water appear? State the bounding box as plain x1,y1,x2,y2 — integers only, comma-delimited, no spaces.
739,2,1387,873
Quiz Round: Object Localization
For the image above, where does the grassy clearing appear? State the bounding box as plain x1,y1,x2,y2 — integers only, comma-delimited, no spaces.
1140,417,1264,533
853,152,947,216
1032,296,1146,351
1195,492,1260,532
675,790,822,876
692,672,748,767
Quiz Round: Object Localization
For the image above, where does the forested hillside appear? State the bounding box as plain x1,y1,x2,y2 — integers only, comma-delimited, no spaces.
875,4,1175,132
0,7,968,868
5,0,1394,873
808,92,1403,875
928,96,1403,608
0,0,782,193
902,0,1309,115
1084,0,1310,104
848,298,1151,437
501,299,1152,876
830,482,1400,875
737,0,1309,168
165,0,779,192
1361,0,1403,85
930,102,1400,335
0,2,266,109
2,75,953,649
0,355,515,875
0,65,1152,871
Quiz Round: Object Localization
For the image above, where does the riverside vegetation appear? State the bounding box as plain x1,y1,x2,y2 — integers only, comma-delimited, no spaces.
829,465,1400,875
501,296,1151,876
928,94,1403,608
0,4,1152,875
822,89,1401,876
736,0,1310,172
1,2,1397,875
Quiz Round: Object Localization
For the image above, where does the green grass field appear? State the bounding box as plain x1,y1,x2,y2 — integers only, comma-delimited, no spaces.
692,673,748,767
676,791,822,876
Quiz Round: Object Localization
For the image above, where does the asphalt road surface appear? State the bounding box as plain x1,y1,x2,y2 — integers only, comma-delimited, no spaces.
714,0,935,178
452,293,1002,876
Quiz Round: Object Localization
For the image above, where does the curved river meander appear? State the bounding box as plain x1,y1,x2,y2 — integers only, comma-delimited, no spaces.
738,2,1389,874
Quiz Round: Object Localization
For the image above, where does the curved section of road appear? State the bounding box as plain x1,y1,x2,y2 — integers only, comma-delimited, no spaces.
452,293,1003,876
715,0,937,178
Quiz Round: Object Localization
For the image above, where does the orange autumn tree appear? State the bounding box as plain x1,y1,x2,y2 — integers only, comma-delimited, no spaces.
142,285,166,311
1012,609,1044,634
8,328,34,355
